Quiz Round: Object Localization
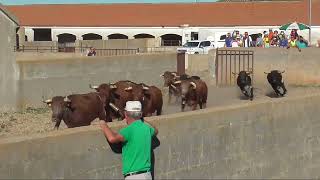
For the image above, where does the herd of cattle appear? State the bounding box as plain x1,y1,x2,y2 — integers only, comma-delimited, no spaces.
42,70,286,129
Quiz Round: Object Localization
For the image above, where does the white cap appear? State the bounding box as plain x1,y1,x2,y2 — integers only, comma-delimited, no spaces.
124,101,142,112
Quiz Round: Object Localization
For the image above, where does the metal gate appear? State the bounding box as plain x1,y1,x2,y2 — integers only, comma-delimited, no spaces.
215,49,254,86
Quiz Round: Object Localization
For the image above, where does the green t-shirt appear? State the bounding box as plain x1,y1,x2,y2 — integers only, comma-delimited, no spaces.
119,120,155,175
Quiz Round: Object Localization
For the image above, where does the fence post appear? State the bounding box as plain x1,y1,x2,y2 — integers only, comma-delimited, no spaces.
177,52,185,76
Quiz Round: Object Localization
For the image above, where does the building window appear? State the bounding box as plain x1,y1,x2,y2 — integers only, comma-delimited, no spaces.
33,28,52,41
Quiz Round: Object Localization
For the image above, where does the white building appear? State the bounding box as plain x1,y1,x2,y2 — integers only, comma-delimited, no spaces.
7,0,320,48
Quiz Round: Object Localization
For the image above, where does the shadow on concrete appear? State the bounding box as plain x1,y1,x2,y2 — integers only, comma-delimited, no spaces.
265,91,279,98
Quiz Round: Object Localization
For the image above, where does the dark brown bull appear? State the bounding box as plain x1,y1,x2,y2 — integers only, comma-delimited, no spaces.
43,92,109,129
174,79,208,111
89,83,119,120
137,83,163,117
91,80,144,120
160,71,201,103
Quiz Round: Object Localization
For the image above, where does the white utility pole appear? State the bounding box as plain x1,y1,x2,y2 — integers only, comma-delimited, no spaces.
309,0,312,44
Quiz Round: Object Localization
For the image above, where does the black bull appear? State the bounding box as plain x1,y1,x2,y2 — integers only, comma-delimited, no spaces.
233,71,254,101
264,70,287,96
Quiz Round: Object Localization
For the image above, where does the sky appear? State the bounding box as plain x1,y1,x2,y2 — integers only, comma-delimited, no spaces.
1,0,217,5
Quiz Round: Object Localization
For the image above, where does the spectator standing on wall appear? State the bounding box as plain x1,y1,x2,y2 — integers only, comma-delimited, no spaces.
263,34,270,48
242,32,252,47
100,101,158,180
287,35,301,52
271,30,279,47
279,31,288,48
256,33,263,47
225,33,233,48
268,29,274,43
296,36,308,49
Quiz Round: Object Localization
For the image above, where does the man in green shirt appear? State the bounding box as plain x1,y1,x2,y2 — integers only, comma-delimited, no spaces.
100,101,158,180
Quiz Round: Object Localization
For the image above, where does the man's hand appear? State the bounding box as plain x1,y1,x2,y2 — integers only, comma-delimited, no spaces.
99,120,125,143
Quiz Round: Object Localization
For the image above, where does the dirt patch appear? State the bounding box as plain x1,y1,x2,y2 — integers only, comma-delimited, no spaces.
0,107,66,139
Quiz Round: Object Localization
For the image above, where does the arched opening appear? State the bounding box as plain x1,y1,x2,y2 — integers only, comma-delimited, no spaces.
82,33,102,40
161,34,182,46
134,33,155,39
108,33,128,39
57,33,76,52
25,35,28,42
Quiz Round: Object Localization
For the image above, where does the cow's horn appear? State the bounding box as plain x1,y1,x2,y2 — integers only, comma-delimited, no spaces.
43,99,52,103
171,72,177,77
190,82,197,89
109,103,120,112
160,73,164,77
264,72,268,74
173,80,181,84
110,84,117,89
143,86,149,90
279,70,285,73
231,72,237,76
125,86,133,91
89,84,98,89
64,96,71,102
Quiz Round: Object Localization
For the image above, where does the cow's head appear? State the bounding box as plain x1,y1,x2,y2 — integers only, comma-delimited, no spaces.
161,71,179,87
43,96,71,122
174,80,196,102
139,84,151,103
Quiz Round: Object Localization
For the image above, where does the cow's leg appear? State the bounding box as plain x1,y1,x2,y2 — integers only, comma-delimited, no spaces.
168,91,172,104
192,104,197,111
54,119,62,130
282,83,287,95
181,103,185,112
156,106,162,116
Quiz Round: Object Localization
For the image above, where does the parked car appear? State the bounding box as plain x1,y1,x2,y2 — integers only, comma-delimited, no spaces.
177,40,215,54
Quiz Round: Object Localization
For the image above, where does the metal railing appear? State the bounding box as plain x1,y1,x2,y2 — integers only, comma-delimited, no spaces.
161,40,182,46
215,48,254,86
14,45,139,56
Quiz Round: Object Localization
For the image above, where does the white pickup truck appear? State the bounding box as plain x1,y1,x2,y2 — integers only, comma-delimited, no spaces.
177,40,215,54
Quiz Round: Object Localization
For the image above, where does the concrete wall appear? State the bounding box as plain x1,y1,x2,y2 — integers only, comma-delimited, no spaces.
1,93,320,178
16,52,84,61
17,53,177,107
0,10,19,112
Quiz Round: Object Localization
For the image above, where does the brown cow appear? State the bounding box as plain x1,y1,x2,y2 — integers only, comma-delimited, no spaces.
43,92,109,129
160,71,201,103
174,79,208,111
89,83,119,120
108,80,144,120
160,71,182,103
137,83,163,117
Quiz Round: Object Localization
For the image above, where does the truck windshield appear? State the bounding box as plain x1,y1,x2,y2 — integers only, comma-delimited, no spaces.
183,42,199,47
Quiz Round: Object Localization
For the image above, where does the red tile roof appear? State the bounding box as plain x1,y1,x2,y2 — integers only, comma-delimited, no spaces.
6,1,320,27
